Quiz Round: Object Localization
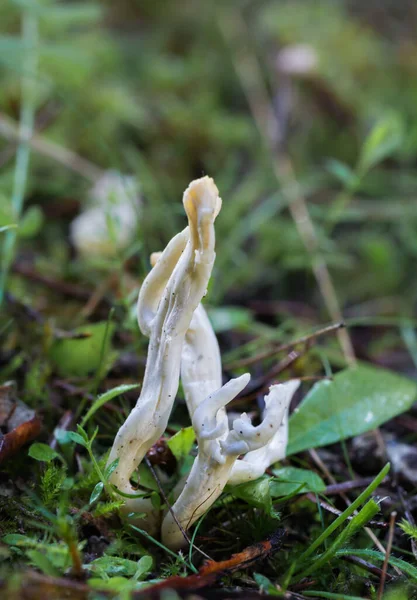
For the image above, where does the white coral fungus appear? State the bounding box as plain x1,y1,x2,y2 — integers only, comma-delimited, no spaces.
107,176,300,549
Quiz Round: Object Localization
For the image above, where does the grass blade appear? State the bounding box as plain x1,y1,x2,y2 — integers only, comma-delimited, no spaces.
295,463,389,565
295,499,380,581
0,11,38,305
335,548,417,582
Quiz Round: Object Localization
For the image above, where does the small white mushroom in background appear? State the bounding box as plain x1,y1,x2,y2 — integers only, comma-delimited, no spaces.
276,44,318,77
106,176,220,531
70,170,140,258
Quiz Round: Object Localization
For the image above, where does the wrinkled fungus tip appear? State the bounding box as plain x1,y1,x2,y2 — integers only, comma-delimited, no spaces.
183,176,222,220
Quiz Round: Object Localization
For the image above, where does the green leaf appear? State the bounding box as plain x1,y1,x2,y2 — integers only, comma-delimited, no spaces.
253,573,280,595
150,491,161,510
54,429,75,446
49,321,115,377
18,205,44,238
2,534,34,547
136,464,159,491
28,443,60,463
104,458,119,480
86,555,152,579
326,159,358,190
288,363,417,455
228,477,277,517
133,555,153,581
65,431,88,448
89,482,104,504
167,427,195,461
358,113,403,175
62,477,74,490
26,549,61,577
88,577,136,592
76,425,90,442
81,383,140,427
207,306,253,333
270,467,326,497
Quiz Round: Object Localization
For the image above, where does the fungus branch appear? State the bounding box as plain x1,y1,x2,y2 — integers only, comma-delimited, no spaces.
107,177,220,522
161,374,299,550
227,379,300,485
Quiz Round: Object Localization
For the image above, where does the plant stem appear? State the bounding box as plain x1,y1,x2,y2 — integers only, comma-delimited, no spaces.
0,10,38,306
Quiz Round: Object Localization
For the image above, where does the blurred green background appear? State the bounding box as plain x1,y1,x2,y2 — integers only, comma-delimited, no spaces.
1,0,417,371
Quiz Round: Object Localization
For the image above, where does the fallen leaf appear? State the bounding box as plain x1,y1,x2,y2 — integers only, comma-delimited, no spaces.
0,382,42,465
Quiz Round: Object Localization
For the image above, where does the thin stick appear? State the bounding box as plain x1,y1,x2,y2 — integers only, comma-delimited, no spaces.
231,349,302,406
324,477,376,495
12,262,100,301
5,292,91,339
0,112,103,182
49,411,73,451
217,7,355,366
226,322,344,370
377,511,397,600
276,158,356,366
144,457,212,562
341,554,393,582
305,493,388,529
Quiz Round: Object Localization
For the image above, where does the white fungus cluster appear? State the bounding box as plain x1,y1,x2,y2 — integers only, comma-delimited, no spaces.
70,170,140,258
107,176,299,549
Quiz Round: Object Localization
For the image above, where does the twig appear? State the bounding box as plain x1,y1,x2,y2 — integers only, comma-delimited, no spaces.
305,493,388,529
341,554,393,582
2,552,295,599
49,411,73,451
52,380,94,402
0,112,103,182
0,101,61,170
132,531,284,596
5,292,91,339
217,6,355,366
12,262,107,304
257,350,301,388
324,477,376,495
230,349,302,406
275,158,356,367
52,381,122,422
377,511,397,600
226,322,345,370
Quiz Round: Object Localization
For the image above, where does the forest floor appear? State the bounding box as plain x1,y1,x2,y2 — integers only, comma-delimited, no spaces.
2,1,417,599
